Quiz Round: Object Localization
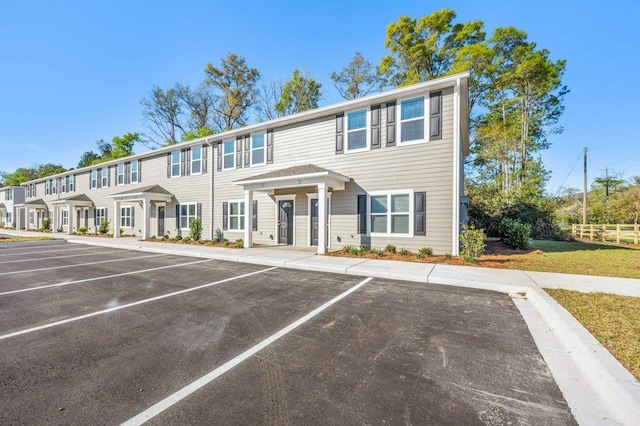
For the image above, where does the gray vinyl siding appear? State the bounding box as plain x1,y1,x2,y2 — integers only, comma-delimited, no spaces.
213,87,457,254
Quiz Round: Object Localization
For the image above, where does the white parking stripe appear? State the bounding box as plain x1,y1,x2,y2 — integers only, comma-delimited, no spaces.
0,246,93,257
0,249,125,264
0,253,165,276
121,276,373,426
0,258,214,296
0,266,278,341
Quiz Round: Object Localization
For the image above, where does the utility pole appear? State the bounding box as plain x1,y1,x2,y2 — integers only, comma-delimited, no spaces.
583,147,587,225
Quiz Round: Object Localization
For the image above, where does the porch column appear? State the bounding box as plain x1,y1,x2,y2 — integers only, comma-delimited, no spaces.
244,189,253,249
317,182,327,255
26,207,31,230
113,200,121,238
142,198,150,240
67,206,73,235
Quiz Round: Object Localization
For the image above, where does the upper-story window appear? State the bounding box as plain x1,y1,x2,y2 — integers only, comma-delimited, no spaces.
101,167,109,188
61,177,67,193
251,133,266,166
68,175,75,192
52,179,57,194
171,151,181,177
130,161,139,183
90,169,98,189
26,183,36,198
346,109,369,152
45,180,51,195
222,139,235,170
399,97,425,143
191,146,202,174
117,164,125,185
5,188,12,201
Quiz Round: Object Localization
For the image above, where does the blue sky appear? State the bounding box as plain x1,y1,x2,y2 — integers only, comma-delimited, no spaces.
1,0,638,194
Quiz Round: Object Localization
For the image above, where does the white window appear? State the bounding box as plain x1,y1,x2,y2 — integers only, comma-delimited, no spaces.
44,180,50,195
170,151,181,177
90,169,98,189
51,179,56,194
69,175,75,192
120,206,132,228
6,189,12,201
61,209,69,226
179,203,198,229
130,161,139,183
250,133,266,165
399,97,426,143
61,177,67,193
369,191,413,236
117,164,125,185
99,167,107,188
191,147,202,174
95,207,106,228
346,109,369,152
229,201,245,230
222,139,235,170
28,184,36,198
6,212,12,224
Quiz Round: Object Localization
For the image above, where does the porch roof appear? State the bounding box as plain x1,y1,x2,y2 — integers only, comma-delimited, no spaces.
233,164,350,192
0,203,5,210
17,198,47,208
49,193,94,207
106,185,173,202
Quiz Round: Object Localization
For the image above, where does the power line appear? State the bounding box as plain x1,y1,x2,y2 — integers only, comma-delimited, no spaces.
551,151,583,196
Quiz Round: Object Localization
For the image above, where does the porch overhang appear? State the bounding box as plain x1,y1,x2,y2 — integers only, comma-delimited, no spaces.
233,164,350,192
106,185,173,203
0,203,6,211
49,194,94,208
16,199,48,209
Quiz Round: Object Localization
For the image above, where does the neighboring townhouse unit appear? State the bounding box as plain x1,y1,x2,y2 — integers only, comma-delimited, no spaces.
0,186,25,228
211,72,469,255
18,72,469,255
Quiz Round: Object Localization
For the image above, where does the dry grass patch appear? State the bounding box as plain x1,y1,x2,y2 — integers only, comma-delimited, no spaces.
547,289,640,381
0,235,54,243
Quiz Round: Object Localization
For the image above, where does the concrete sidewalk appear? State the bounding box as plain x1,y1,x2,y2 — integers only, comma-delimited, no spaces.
3,229,640,424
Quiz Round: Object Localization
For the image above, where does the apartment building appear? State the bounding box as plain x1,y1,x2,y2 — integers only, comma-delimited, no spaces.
19,72,469,255
0,186,25,228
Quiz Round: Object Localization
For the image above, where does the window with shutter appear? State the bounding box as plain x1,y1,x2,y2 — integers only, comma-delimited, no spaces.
429,91,442,140
335,114,344,154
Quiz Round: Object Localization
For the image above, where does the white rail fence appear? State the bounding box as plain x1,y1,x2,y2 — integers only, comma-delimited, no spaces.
572,224,640,244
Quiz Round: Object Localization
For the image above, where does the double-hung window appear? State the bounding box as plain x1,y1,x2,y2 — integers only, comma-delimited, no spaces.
120,206,132,228
346,109,369,152
69,175,75,192
399,97,425,143
101,167,108,188
369,191,412,236
179,203,198,229
171,151,181,177
117,164,125,185
45,180,51,195
51,179,56,194
61,177,67,193
222,139,235,170
90,169,98,189
191,147,202,174
130,161,139,183
6,189,12,201
95,207,106,228
251,133,265,166
61,209,69,226
229,201,245,230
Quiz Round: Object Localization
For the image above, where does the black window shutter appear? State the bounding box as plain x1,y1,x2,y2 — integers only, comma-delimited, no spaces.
197,203,202,220
430,91,442,140
335,113,344,154
371,105,381,149
386,102,396,147
107,167,111,187
186,148,191,176
175,204,180,229
216,142,222,171
244,136,250,167
167,153,171,178
414,192,426,236
104,207,108,226
235,137,242,169
202,144,208,173
138,160,141,182
357,194,367,234
131,206,135,228
125,163,131,184
97,169,102,189
252,200,258,231
266,130,274,164
222,202,228,231
181,150,187,176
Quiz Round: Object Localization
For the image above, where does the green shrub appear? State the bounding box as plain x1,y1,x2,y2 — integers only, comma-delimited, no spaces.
211,238,219,244
460,225,486,259
444,253,452,259
399,248,410,256
371,248,384,256
77,226,87,234
359,244,370,254
222,238,230,247
235,239,244,248
162,234,169,241
419,247,433,256
119,228,124,236
384,244,396,253
189,218,202,242
98,219,110,235
182,236,191,243
343,245,359,255
498,218,531,250
42,218,51,231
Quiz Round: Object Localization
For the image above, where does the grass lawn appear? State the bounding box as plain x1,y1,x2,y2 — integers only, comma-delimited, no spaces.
547,289,640,381
0,235,54,243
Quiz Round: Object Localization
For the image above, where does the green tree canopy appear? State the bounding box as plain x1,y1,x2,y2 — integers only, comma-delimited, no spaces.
330,51,383,100
275,69,322,116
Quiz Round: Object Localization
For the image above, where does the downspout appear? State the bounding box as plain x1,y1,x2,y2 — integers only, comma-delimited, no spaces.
208,141,215,241
452,77,461,256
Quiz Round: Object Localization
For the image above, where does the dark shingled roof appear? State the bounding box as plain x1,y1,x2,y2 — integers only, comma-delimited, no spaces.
112,185,173,196
235,164,346,183
0,203,5,209
22,198,47,207
60,194,93,203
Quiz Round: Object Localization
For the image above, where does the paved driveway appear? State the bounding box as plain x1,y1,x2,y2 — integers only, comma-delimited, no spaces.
0,242,575,425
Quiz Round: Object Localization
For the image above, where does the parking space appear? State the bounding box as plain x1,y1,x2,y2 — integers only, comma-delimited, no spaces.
0,242,576,425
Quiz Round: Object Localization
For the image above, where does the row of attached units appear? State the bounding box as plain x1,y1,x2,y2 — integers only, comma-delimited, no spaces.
16,73,470,255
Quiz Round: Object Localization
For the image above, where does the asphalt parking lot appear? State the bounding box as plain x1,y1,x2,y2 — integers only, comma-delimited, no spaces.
0,241,576,425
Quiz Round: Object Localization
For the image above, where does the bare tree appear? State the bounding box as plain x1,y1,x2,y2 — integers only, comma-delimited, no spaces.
140,86,187,147
330,51,383,100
